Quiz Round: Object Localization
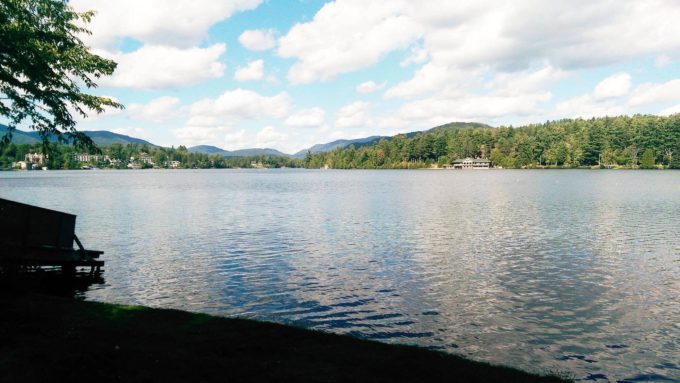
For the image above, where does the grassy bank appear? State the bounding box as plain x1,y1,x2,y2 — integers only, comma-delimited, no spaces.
0,292,569,382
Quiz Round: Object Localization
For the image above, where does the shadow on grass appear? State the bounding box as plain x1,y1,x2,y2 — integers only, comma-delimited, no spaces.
0,289,572,383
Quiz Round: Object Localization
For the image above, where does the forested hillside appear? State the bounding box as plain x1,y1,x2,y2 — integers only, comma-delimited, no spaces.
303,115,680,169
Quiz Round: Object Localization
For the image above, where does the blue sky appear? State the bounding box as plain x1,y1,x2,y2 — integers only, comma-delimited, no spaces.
62,0,680,153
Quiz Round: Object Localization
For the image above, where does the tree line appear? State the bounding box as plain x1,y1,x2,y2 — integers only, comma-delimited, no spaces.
0,142,302,169
303,115,680,169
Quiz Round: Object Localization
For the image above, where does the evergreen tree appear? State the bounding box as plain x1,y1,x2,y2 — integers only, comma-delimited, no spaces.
640,148,656,169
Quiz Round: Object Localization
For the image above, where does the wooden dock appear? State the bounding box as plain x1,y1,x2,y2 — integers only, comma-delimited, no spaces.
0,198,104,275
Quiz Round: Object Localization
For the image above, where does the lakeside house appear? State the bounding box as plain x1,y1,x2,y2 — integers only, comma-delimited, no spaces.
452,158,492,169
139,153,154,165
73,153,104,163
12,160,32,170
25,152,46,164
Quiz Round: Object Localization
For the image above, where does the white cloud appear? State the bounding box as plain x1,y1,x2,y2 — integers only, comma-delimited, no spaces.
356,81,386,94
278,2,422,83
128,97,182,123
593,73,631,100
655,54,672,68
255,126,288,147
99,44,226,89
172,125,232,147
550,72,636,119
628,79,680,107
335,101,371,128
238,29,278,51
659,103,680,116
385,62,472,99
278,0,680,86
71,0,262,49
554,94,625,119
71,96,123,122
234,59,265,82
398,93,551,123
400,43,428,67
285,107,325,127
488,65,568,96
189,88,290,124
111,127,150,140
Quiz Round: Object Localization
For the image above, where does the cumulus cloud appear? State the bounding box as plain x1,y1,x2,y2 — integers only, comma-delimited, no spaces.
555,94,625,119
71,0,262,49
278,2,422,83
285,107,325,127
172,125,249,150
234,59,265,82
278,0,680,86
356,81,386,94
593,73,631,100
659,103,680,116
238,29,278,51
398,93,551,123
70,96,123,122
628,79,680,107
335,101,371,128
128,97,182,123
99,44,226,89
189,88,290,124
111,127,150,139
255,126,288,147
549,72,637,118
385,62,473,99
400,43,428,67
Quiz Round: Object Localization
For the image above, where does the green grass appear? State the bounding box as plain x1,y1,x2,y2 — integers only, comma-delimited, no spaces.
0,292,571,382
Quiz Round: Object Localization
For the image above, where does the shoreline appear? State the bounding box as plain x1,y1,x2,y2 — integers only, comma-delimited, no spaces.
0,292,570,382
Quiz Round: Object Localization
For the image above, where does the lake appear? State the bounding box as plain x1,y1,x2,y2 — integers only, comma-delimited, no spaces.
1,169,678,381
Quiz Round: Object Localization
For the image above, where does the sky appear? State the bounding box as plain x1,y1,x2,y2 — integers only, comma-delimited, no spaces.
63,0,680,154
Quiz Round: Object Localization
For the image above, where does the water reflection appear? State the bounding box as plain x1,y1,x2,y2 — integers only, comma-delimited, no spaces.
0,270,105,299
0,169,678,381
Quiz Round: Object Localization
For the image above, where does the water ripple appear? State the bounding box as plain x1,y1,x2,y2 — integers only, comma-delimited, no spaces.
1,169,679,382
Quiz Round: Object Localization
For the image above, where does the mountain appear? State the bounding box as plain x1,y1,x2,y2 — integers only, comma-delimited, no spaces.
228,148,290,157
0,124,40,144
72,131,158,147
292,136,387,158
0,125,157,147
188,145,290,158
291,122,493,158
188,145,229,156
2,121,495,157
419,121,493,135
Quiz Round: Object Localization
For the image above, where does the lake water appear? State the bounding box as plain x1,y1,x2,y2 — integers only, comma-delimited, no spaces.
1,169,679,381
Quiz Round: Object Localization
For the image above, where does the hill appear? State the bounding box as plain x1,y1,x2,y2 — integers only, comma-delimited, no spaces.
189,145,291,158
417,121,493,136
0,125,157,147
0,124,41,144
302,115,680,169
293,136,387,158
292,123,492,158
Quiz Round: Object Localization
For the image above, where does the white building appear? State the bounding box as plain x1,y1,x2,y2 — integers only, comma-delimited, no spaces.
452,158,492,169
138,153,154,165
25,153,46,164
13,161,32,170
73,154,105,163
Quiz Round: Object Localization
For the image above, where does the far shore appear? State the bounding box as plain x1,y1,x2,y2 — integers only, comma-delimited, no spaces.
1,165,677,172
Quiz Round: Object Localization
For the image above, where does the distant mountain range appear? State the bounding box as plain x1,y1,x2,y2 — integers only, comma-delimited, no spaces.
1,121,493,158
0,124,157,147
187,145,290,158
291,136,388,158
